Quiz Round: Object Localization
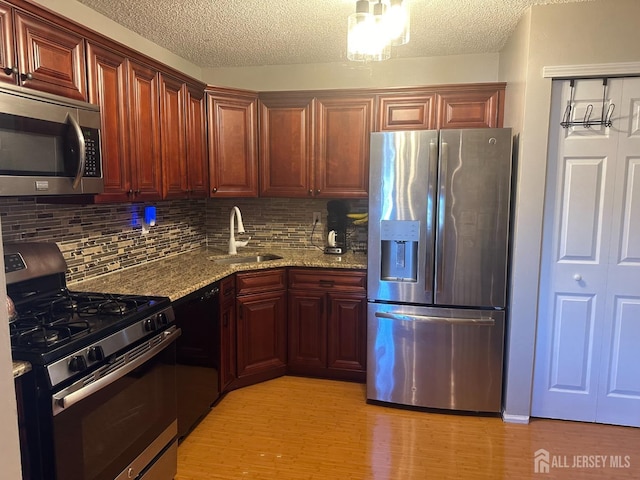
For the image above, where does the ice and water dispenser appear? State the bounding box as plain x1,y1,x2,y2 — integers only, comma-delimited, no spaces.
379,220,420,282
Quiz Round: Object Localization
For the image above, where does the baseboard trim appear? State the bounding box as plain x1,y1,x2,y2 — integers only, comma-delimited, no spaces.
502,412,530,424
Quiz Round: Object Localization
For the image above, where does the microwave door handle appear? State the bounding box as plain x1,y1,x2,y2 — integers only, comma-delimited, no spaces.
52,328,181,415
66,113,86,190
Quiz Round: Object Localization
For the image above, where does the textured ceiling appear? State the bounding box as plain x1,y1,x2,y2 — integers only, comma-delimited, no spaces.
76,0,594,68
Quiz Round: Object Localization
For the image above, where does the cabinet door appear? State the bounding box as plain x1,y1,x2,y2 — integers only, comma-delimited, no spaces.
288,290,326,372
207,91,258,197
219,276,236,392
128,61,162,201
14,11,86,100
377,93,437,131
437,87,503,129
0,3,15,87
220,298,236,392
327,292,367,373
259,95,314,197
86,42,131,203
185,84,208,198
236,290,287,378
315,95,373,198
160,74,188,199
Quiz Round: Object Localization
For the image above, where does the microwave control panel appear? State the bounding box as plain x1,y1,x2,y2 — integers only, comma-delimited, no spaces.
83,128,102,177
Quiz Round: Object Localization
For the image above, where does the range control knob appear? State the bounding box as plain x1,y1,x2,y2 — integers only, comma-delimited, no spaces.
87,346,105,362
144,317,156,332
68,355,87,372
157,312,168,327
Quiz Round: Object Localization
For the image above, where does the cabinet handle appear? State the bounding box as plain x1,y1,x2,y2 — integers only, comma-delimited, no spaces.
20,72,33,81
212,187,218,193
327,297,331,316
135,189,141,195
127,189,134,196
238,305,243,320
223,312,229,327
319,280,335,288
3,66,17,76
315,189,321,195
308,189,313,196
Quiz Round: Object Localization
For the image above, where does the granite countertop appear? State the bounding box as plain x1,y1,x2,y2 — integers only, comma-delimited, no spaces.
70,247,367,301
13,361,31,378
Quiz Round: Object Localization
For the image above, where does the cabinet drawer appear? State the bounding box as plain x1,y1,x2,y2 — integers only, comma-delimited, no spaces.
236,268,286,296
288,269,366,292
220,275,236,303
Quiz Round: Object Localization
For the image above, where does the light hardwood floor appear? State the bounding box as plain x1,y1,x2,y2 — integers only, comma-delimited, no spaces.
176,376,640,479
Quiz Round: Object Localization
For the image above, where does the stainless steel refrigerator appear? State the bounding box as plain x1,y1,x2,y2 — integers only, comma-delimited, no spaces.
367,128,512,413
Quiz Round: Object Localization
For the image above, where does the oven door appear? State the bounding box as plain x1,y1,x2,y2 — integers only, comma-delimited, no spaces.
50,328,180,480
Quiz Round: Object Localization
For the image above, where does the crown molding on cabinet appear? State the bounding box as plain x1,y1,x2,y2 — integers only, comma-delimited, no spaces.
543,62,640,79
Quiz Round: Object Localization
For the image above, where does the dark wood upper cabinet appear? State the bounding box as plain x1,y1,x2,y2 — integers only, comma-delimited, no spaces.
11,8,86,100
0,3,15,86
259,92,373,198
86,42,131,203
88,43,163,203
258,94,314,197
160,74,188,199
207,89,258,197
184,85,209,198
376,92,437,131
314,94,373,198
127,60,163,202
160,77,209,200
436,86,504,129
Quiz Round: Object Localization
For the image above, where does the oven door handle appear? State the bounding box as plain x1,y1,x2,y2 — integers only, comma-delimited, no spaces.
52,328,181,415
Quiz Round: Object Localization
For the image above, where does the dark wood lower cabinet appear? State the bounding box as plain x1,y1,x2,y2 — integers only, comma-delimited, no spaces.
231,269,287,389
219,268,366,393
288,269,367,382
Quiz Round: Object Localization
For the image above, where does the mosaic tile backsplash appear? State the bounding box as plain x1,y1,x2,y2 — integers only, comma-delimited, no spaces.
0,197,367,284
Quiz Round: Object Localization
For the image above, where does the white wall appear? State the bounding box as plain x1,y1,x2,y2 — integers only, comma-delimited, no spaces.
28,0,203,80
0,220,23,479
203,53,500,91
499,0,640,420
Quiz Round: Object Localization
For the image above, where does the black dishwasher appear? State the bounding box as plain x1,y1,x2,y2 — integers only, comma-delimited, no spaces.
174,283,220,439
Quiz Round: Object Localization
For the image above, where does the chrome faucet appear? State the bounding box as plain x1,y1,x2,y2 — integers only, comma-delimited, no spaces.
229,206,250,254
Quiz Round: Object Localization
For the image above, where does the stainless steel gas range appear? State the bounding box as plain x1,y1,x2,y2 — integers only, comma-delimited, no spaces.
6,242,180,480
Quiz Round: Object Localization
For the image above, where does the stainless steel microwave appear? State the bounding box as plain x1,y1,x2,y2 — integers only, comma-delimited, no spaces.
0,85,103,196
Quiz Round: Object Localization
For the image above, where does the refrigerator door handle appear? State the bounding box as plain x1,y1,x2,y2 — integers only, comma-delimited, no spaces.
374,311,495,326
435,141,448,295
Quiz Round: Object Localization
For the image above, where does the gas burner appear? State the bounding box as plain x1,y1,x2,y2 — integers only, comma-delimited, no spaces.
31,329,60,346
77,298,136,316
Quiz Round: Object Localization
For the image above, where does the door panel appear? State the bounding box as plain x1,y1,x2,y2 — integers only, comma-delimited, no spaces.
595,77,640,427
549,294,596,393
534,77,640,427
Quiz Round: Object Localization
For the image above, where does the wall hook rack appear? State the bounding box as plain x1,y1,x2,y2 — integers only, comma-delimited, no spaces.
560,78,615,129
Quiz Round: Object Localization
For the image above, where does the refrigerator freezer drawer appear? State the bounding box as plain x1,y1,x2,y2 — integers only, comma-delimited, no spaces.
367,303,505,412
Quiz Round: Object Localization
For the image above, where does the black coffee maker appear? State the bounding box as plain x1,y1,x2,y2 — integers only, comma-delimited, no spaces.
325,200,348,255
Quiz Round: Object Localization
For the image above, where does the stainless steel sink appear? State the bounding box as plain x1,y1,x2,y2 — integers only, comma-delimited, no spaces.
212,253,283,265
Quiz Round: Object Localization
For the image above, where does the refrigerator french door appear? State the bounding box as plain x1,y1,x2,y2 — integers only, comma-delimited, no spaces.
367,128,512,412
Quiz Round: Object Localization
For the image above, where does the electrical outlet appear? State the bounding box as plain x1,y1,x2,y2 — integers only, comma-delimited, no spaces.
312,212,322,225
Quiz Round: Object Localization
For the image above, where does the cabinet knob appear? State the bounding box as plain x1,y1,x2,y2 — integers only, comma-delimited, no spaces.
308,189,313,196
20,72,33,81
3,66,17,76
573,274,582,282
127,189,134,196
135,189,141,195
212,187,218,193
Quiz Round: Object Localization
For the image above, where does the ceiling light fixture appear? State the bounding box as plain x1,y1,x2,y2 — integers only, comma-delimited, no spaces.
347,0,410,62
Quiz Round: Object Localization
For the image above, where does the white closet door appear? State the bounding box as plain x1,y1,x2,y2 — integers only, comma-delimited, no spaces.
596,77,640,427
532,78,622,422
